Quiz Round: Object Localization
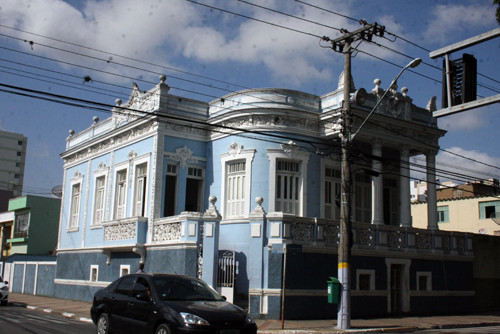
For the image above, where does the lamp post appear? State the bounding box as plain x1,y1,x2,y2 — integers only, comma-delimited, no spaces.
337,57,422,330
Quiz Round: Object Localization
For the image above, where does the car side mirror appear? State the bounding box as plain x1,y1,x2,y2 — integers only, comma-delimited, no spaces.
4,281,8,285
221,296,227,301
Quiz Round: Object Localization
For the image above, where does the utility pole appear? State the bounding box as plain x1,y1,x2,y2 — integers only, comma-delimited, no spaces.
323,22,385,330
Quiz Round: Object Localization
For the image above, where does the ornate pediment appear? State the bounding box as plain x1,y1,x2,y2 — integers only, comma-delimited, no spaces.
166,146,203,169
112,82,159,128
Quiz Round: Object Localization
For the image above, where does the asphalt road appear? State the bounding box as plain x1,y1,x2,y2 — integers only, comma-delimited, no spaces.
0,305,94,334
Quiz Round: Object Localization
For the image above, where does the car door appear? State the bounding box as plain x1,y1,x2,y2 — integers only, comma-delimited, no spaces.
107,275,137,333
124,277,158,333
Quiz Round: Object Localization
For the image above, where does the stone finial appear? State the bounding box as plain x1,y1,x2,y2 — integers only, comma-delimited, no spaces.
159,74,167,83
372,78,383,94
205,196,221,218
69,129,74,136
401,87,408,97
115,98,122,106
426,96,437,112
93,116,99,125
252,197,266,214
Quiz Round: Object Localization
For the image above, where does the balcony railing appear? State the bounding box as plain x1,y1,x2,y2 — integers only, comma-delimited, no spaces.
265,213,473,256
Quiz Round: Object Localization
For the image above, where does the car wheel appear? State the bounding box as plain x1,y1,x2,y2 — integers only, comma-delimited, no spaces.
1,300,7,306
155,324,171,334
96,313,111,334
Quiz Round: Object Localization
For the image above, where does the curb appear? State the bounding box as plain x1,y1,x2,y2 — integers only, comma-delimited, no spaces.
257,328,418,334
13,303,93,324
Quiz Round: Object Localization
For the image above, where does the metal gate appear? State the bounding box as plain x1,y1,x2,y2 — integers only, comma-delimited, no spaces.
217,251,235,303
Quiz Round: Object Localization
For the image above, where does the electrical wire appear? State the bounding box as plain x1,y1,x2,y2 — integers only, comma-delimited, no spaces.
0,6,498,182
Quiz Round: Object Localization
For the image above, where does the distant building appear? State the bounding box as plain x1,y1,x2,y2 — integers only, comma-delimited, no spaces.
6,195,60,255
412,179,500,235
0,130,27,210
0,211,14,258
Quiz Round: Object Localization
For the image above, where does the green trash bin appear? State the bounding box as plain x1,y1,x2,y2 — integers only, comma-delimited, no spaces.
327,277,340,304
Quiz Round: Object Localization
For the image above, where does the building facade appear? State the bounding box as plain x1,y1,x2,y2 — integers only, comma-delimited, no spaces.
0,130,27,210
54,74,475,319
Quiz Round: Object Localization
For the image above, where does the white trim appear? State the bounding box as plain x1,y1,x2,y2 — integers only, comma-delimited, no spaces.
385,258,411,314
54,278,110,287
90,264,99,282
68,172,84,231
112,163,129,220
132,160,149,217
120,264,130,277
220,147,255,219
416,271,432,291
321,161,341,220
356,269,375,291
267,148,310,215
91,163,110,227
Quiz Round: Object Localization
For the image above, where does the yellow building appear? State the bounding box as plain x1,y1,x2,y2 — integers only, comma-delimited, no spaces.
412,194,500,236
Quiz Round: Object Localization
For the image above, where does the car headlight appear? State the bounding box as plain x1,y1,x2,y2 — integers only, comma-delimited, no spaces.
245,314,255,324
180,312,210,326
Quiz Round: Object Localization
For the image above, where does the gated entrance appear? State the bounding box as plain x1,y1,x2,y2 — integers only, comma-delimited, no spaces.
217,250,235,303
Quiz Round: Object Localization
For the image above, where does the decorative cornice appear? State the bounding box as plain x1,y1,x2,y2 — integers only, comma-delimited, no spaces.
63,121,156,166
281,140,299,158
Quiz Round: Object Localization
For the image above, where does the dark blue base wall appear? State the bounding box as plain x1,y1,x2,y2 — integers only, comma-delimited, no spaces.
54,246,199,301
255,248,475,320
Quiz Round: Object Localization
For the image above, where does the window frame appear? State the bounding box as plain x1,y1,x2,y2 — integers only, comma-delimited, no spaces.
267,148,309,216
120,264,130,277
416,271,432,291
220,148,255,219
164,162,178,216
132,161,148,217
90,264,99,282
479,200,500,219
437,205,449,223
356,269,375,291
186,165,204,212
113,167,128,220
92,165,109,226
322,164,341,220
68,172,83,231
14,212,30,238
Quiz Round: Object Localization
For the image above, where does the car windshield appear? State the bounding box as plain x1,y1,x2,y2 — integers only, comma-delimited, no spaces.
153,276,224,302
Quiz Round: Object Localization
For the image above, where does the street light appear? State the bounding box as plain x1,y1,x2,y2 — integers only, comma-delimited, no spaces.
350,58,422,141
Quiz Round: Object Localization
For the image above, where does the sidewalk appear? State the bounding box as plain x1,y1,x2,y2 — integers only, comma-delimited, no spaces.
8,293,500,333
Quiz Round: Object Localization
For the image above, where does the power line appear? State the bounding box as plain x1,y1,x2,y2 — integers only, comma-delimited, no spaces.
3,80,497,192
186,0,323,39
237,0,341,32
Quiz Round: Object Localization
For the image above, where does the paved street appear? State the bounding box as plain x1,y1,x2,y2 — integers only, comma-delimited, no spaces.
0,305,93,334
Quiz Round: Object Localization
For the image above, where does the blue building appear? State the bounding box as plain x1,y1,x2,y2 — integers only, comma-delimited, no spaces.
55,74,474,319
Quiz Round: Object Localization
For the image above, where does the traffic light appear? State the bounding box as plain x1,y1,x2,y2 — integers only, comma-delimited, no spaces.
442,53,477,108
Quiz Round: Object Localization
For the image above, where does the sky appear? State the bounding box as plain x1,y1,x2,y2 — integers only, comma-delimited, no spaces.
0,0,499,196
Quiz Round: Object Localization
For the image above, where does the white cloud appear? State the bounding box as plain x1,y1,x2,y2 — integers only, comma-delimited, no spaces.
412,147,500,183
438,108,487,131
0,0,354,86
423,3,495,43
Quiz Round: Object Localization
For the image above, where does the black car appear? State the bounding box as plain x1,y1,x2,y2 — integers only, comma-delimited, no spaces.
90,273,257,334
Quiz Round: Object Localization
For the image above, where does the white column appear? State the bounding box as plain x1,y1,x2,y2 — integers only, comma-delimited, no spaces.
426,151,439,230
399,145,411,227
371,138,384,225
